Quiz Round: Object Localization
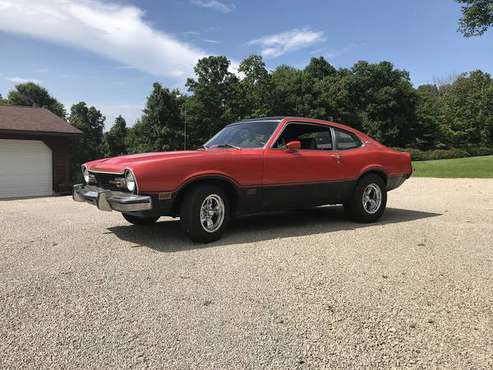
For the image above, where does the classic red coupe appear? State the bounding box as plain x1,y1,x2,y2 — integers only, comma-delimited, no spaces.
74,117,412,242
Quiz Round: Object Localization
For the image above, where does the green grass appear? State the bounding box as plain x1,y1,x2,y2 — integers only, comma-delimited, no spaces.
412,155,493,178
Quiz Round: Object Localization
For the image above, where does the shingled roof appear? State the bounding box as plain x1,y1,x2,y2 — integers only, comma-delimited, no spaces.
0,106,81,135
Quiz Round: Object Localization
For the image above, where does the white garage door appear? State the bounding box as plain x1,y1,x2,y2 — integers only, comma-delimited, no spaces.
0,139,53,198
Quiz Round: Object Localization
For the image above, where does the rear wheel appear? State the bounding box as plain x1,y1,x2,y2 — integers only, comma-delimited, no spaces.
345,174,387,222
122,213,159,225
180,185,230,243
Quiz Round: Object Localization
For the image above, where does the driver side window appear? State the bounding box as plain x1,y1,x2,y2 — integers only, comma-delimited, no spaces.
273,123,333,150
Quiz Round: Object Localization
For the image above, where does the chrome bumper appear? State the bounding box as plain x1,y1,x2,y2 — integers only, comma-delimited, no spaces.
73,184,152,212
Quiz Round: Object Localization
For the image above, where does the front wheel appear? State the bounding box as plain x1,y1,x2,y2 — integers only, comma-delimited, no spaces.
180,185,230,243
344,174,387,222
122,213,159,225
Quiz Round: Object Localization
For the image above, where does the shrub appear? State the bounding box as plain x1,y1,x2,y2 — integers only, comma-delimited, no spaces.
464,146,493,157
394,148,473,161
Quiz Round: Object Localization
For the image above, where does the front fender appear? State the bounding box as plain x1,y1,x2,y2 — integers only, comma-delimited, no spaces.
175,172,241,193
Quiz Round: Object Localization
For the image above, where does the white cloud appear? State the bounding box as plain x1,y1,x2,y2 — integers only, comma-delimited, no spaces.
0,0,207,81
114,65,138,71
248,28,325,59
191,0,235,13
203,39,220,44
6,77,43,84
183,31,200,36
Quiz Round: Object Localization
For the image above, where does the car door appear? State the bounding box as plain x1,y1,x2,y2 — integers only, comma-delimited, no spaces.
262,122,345,210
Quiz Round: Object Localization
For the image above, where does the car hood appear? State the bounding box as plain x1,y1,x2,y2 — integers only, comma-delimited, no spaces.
87,150,204,173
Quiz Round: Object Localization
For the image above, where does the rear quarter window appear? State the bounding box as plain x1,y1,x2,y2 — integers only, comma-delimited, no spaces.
334,128,362,150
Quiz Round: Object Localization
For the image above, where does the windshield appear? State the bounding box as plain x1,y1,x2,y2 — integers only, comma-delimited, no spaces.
204,121,279,149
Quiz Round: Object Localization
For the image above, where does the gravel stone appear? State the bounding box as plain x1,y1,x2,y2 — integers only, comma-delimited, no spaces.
0,178,492,368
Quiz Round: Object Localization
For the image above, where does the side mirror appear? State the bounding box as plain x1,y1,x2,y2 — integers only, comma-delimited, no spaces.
286,140,301,152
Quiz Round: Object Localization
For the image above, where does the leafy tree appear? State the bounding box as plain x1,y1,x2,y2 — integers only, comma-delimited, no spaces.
304,57,337,80
314,69,361,126
68,102,105,180
236,55,273,118
0,93,7,105
270,65,315,117
457,0,493,36
126,120,150,154
346,61,418,147
104,115,128,157
52,53,493,157
126,83,184,153
7,82,66,118
441,70,493,146
185,56,239,146
414,85,444,149
303,58,340,121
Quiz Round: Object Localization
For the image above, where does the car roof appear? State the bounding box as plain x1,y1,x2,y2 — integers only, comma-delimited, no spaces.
233,116,362,135
235,116,284,122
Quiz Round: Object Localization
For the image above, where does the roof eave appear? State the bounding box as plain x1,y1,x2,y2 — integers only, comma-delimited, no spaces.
0,129,82,136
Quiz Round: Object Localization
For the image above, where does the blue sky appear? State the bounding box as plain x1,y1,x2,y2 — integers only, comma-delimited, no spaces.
0,0,492,128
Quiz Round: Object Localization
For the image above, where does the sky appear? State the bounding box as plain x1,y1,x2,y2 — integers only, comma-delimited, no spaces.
0,0,492,129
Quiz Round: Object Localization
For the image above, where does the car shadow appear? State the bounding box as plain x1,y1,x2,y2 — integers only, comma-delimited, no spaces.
106,207,441,253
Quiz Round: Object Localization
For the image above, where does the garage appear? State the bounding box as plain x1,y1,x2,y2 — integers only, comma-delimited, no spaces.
0,139,53,198
0,106,81,198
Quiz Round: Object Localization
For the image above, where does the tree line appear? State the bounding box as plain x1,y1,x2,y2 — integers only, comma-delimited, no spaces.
1,54,493,178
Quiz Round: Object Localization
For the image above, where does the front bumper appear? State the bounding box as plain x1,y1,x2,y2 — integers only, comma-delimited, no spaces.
73,184,152,212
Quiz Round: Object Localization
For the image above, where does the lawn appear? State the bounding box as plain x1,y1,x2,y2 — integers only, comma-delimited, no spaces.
413,155,493,178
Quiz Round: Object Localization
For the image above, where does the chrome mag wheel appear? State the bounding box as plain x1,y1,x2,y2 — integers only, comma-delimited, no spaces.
362,183,382,214
199,194,225,233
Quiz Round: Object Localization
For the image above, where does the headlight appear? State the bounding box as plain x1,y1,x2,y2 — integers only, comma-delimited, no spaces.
82,166,90,184
125,170,136,192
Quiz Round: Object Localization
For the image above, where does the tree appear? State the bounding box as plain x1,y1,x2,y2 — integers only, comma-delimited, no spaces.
314,69,361,126
7,82,66,118
126,83,184,153
346,61,418,147
441,70,493,146
457,0,493,36
236,55,273,118
125,120,149,154
68,102,105,180
104,115,128,157
415,85,444,149
270,65,315,117
304,57,337,80
0,93,7,105
185,56,239,147
303,57,340,120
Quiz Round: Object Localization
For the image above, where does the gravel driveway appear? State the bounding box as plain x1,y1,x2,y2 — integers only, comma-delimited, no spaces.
0,178,492,369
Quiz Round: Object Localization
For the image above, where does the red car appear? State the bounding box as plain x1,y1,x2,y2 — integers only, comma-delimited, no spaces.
74,117,412,242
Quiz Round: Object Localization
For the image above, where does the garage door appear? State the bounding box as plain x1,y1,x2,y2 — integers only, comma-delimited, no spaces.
0,139,52,198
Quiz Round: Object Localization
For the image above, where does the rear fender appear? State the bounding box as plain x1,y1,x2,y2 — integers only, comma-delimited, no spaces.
358,165,388,185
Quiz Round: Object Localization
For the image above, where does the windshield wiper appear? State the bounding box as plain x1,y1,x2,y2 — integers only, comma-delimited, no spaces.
213,143,241,150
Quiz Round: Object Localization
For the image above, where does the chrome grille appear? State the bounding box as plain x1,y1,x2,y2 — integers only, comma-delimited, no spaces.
91,172,127,192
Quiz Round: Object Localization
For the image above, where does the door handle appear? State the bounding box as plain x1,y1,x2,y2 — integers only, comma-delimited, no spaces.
330,152,342,164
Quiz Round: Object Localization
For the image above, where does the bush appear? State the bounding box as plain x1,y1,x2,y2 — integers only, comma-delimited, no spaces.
464,146,493,157
393,147,486,161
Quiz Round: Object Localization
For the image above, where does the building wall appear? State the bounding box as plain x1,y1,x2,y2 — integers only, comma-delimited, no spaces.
0,132,75,194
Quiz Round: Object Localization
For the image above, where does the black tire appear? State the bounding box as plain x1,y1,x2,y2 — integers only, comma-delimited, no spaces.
344,174,387,223
122,213,159,225
180,184,230,243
